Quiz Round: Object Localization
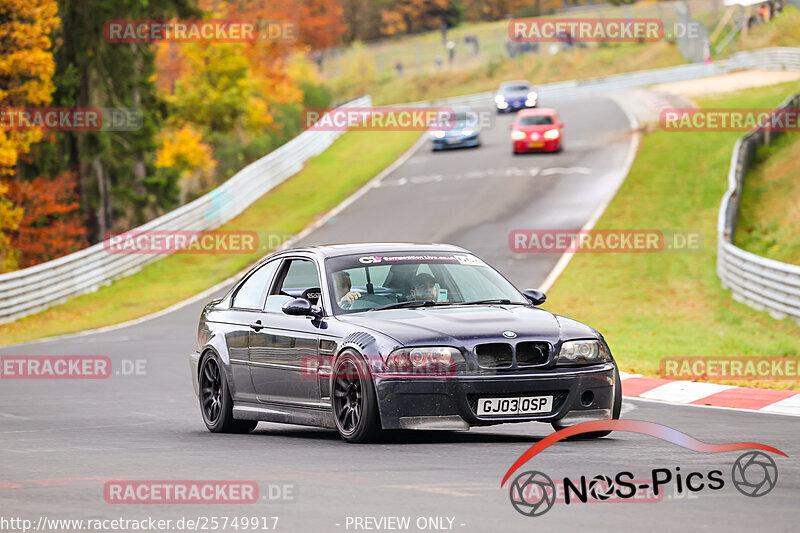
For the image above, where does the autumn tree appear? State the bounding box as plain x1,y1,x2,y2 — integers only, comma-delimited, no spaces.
0,0,59,271
6,171,87,268
380,0,453,36
26,0,198,243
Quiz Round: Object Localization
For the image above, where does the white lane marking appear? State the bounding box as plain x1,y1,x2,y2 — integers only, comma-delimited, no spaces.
620,402,637,416
758,394,800,416
376,166,590,188
0,413,30,420
540,167,592,176
618,371,643,380
638,381,736,404
537,98,641,293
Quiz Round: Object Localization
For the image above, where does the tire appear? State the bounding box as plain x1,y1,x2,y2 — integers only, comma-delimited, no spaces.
331,350,381,443
551,365,622,439
198,352,257,434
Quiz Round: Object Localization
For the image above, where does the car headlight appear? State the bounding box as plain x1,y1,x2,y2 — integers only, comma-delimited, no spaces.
511,130,527,140
556,340,610,365
385,347,465,375
461,128,475,136
527,91,538,101
543,128,560,140
431,130,446,139
494,94,505,104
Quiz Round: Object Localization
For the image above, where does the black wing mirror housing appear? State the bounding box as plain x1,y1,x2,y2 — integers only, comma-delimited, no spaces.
282,298,323,317
522,289,547,306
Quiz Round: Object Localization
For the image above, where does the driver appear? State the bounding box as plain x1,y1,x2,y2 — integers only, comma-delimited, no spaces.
410,273,438,301
333,271,361,308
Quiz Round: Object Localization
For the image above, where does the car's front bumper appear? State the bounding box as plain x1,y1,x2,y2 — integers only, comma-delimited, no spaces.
431,135,480,150
513,137,560,153
373,363,615,430
496,99,537,112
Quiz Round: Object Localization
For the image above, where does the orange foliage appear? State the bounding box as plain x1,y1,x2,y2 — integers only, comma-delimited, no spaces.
0,0,60,176
6,172,88,268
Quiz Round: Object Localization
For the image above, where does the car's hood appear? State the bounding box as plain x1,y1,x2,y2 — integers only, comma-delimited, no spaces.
336,305,598,347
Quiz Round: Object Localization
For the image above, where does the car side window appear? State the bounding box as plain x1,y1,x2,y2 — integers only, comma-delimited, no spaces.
265,258,322,312
232,260,280,310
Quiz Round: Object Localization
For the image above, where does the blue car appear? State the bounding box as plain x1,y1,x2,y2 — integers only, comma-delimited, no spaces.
429,108,482,151
494,80,538,113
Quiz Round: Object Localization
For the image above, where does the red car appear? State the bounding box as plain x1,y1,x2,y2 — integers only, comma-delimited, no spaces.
510,108,564,154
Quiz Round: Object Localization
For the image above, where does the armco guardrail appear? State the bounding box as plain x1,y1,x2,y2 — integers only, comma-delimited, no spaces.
717,91,800,324
0,95,372,325
2,48,800,325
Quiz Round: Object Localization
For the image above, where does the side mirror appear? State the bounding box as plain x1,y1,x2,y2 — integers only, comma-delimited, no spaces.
282,298,322,317
522,289,547,306
559,121,565,128
508,124,513,130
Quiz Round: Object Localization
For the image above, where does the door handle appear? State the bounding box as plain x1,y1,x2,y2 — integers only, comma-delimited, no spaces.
249,320,263,331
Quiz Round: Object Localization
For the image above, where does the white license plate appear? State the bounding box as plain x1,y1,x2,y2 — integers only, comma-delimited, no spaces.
446,138,459,144
477,395,553,416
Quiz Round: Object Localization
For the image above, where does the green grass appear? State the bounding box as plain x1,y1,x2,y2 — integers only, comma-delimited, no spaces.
544,80,800,390
735,127,800,265
329,6,800,105
0,129,421,347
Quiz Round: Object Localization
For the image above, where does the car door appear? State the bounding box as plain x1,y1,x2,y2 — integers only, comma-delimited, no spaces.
226,258,282,403
249,257,323,406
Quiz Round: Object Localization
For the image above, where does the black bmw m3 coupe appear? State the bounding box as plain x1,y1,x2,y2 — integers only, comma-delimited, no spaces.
190,243,621,442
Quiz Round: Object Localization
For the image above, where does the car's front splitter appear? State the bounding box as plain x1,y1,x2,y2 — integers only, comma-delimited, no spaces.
432,137,480,150
373,363,615,430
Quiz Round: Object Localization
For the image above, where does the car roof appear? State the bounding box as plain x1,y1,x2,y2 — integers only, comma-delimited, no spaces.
276,242,470,259
517,107,558,117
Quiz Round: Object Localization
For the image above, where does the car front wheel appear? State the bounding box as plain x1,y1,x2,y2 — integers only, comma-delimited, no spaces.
332,350,381,443
199,352,257,434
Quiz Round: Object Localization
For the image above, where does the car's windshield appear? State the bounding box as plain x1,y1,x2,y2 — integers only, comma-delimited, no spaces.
518,116,554,126
326,252,527,313
501,84,530,92
444,111,477,130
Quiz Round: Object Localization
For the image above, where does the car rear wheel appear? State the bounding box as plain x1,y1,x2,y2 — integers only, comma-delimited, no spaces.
550,366,622,439
332,351,381,443
199,352,257,434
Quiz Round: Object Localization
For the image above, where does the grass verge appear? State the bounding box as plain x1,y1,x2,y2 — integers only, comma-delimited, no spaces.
735,127,800,265
336,6,800,105
0,130,421,347
544,80,800,390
